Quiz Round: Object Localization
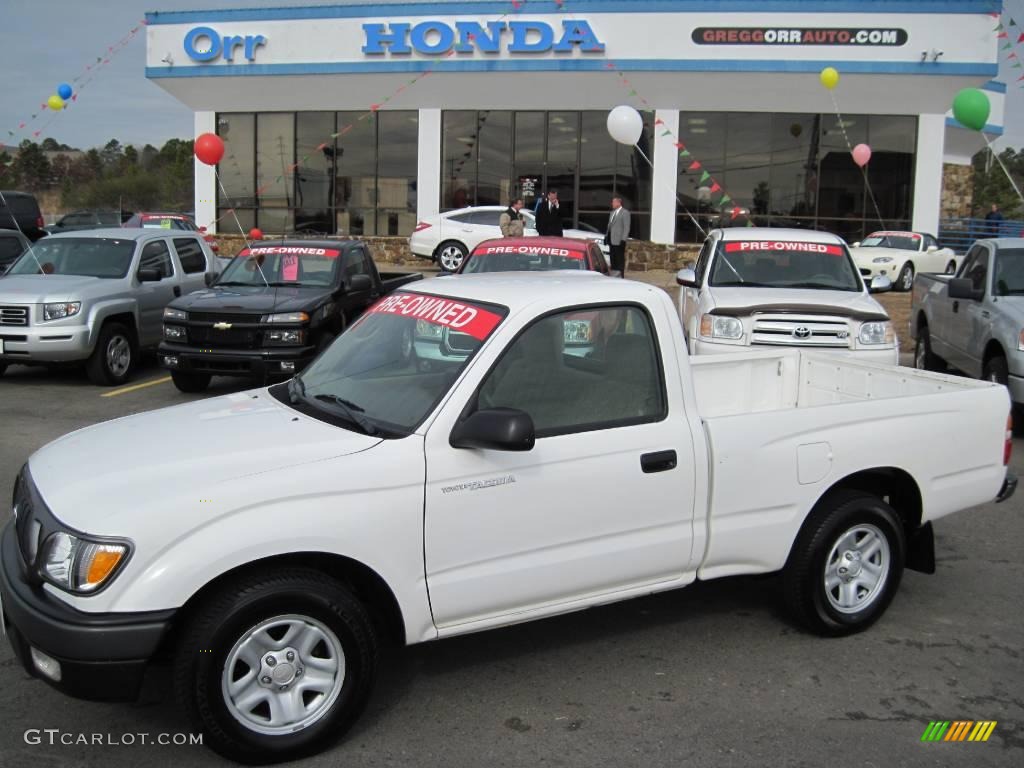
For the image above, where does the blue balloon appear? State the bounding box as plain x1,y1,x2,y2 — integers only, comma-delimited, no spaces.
57,83,72,100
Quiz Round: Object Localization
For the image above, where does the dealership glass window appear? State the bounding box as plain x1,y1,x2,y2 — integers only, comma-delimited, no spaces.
768,113,819,226
513,111,545,209
335,111,377,236
476,111,513,206
817,113,868,245
376,111,419,236
217,113,255,206
295,112,335,234
442,111,479,209
866,115,915,229
546,111,579,224
255,113,295,233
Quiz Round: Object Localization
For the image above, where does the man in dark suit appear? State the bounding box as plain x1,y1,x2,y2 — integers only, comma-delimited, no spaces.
535,189,563,237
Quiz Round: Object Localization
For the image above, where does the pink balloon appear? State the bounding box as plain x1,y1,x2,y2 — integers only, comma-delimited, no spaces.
852,143,872,167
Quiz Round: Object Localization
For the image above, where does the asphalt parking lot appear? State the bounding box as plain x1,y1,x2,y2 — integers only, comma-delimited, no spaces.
0,306,1022,768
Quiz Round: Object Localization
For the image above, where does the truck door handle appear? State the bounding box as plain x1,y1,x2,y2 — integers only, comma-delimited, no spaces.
982,310,990,319
641,450,677,474
952,300,959,313
173,286,181,297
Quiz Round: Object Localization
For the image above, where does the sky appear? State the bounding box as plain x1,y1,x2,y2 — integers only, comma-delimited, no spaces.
0,0,1022,152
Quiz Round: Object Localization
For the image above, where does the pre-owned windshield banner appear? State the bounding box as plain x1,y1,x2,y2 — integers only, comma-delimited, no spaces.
367,292,503,340
692,27,907,46
238,247,341,257
725,241,844,256
478,244,584,257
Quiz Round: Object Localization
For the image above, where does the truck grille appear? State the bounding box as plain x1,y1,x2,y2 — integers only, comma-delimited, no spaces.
751,313,851,348
0,305,29,326
188,312,262,324
188,327,259,349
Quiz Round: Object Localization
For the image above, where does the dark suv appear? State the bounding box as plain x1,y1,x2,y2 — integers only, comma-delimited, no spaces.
0,191,46,240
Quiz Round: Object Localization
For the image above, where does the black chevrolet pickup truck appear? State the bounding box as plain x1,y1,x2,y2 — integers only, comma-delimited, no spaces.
158,240,421,391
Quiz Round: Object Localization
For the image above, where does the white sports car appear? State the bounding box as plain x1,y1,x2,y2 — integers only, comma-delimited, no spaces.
851,231,958,292
409,205,610,272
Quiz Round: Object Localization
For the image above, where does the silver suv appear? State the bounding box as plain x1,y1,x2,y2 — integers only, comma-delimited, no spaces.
0,229,219,385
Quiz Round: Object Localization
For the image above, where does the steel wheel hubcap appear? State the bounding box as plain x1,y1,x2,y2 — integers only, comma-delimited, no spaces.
221,614,346,735
824,524,890,614
107,335,131,376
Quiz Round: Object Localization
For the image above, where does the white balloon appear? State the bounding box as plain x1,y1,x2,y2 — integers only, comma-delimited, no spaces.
607,105,643,146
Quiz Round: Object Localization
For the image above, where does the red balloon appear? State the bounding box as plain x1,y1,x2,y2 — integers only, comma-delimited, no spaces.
249,228,263,241
194,133,225,166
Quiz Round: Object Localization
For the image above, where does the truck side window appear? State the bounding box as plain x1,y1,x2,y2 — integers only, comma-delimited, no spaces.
962,246,988,292
173,238,206,274
342,248,371,285
694,239,713,284
138,240,174,279
475,306,666,438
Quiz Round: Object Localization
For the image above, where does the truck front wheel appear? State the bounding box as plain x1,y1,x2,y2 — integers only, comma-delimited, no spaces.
174,568,378,764
171,370,212,393
783,491,905,637
85,322,134,385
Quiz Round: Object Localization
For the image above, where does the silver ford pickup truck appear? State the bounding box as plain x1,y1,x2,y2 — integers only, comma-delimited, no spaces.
0,229,219,385
910,238,1024,407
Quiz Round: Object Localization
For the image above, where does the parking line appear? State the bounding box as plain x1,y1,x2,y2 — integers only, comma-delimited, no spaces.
100,376,172,397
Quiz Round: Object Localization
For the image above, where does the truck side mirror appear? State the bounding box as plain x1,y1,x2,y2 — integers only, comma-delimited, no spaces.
348,274,372,291
137,268,162,282
948,278,984,301
676,267,698,287
450,408,535,451
869,275,892,293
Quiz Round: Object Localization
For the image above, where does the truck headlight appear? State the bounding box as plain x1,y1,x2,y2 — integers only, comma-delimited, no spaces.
872,257,894,264
266,329,305,344
263,312,309,324
858,321,895,345
43,302,81,321
700,314,743,340
163,307,187,321
163,325,187,340
40,532,130,594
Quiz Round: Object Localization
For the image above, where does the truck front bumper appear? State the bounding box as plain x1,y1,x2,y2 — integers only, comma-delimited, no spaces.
692,338,900,365
0,524,175,702
0,323,93,364
159,341,319,379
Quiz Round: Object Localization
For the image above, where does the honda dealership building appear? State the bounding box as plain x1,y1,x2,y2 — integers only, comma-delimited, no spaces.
145,0,1004,245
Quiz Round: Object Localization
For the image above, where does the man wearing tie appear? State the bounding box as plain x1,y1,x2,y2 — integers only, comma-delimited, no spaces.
605,196,630,277
535,189,563,237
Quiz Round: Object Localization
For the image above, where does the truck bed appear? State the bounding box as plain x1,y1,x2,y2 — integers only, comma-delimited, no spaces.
690,350,989,419
379,271,423,291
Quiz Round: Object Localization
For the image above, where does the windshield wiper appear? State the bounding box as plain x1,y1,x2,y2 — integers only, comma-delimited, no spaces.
785,282,846,290
265,281,312,287
215,281,258,286
312,394,378,435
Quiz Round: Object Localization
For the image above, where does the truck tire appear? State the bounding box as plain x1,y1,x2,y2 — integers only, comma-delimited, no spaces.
435,241,467,273
0,363,6,377
896,262,914,292
173,568,378,764
984,355,1009,386
783,491,905,637
913,327,943,372
85,322,134,386
171,370,212,393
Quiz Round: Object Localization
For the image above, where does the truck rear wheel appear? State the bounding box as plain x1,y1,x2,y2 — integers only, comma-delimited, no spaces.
173,568,378,764
171,370,212,393
85,322,134,385
914,327,943,372
783,491,905,637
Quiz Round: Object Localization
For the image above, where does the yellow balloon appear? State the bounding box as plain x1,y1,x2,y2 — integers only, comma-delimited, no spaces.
47,94,65,111
819,67,840,90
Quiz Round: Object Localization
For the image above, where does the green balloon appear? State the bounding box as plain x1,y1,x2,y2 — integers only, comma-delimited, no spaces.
952,88,991,132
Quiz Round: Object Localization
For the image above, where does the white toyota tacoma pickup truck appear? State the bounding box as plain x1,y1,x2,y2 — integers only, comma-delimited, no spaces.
1,273,1015,763
677,227,898,363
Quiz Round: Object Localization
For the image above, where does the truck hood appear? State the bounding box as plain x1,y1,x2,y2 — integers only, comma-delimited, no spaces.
173,284,333,315
28,389,380,531
706,287,889,321
0,274,106,302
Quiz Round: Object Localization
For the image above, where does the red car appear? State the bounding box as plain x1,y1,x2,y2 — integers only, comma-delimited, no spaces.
457,236,614,275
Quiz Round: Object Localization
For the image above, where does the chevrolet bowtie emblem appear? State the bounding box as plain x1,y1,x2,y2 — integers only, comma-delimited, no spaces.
213,322,233,330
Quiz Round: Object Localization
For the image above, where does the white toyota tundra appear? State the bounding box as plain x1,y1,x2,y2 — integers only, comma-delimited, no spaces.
1,272,1015,763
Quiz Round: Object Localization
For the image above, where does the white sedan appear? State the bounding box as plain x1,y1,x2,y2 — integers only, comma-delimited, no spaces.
850,231,958,292
410,205,610,271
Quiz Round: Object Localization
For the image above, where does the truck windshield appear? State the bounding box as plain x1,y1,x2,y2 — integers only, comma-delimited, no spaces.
7,238,135,278
284,291,508,436
861,233,919,251
218,246,340,287
709,240,862,292
994,248,1024,295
